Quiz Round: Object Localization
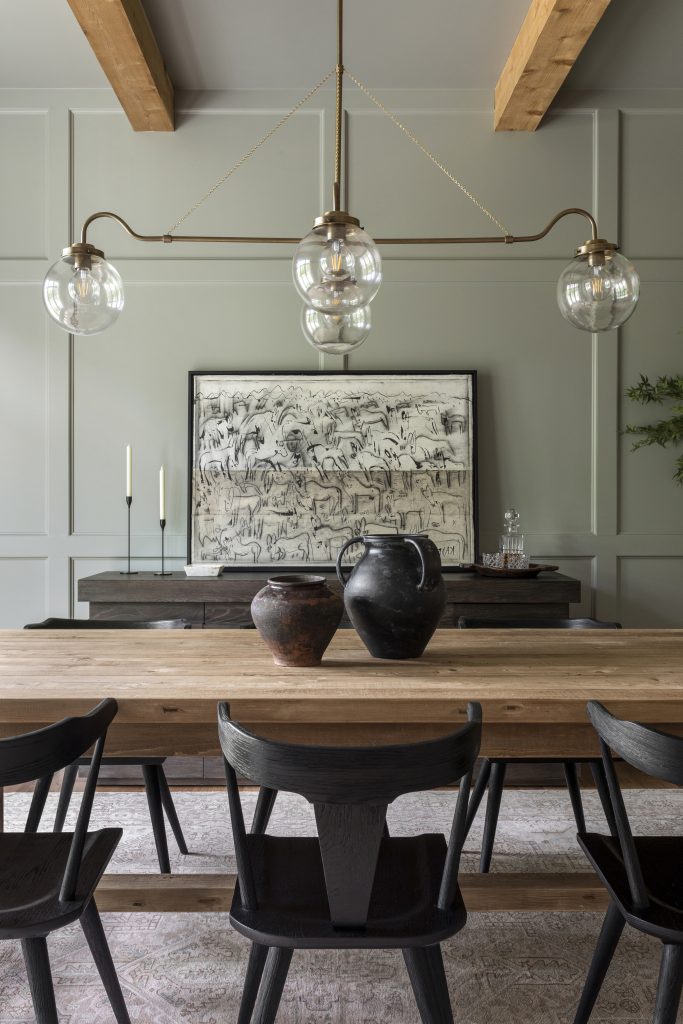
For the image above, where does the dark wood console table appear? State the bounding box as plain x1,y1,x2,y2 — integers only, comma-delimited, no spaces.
79,570,580,627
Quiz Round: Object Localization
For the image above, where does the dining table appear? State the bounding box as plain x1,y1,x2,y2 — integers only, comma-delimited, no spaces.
0,627,681,916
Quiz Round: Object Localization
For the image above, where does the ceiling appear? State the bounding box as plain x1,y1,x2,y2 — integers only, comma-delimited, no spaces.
0,0,681,92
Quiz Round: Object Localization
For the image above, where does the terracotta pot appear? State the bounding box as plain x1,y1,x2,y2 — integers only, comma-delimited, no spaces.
250,574,343,667
336,534,446,659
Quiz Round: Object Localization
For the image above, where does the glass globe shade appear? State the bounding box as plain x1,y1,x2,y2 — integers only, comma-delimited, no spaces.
293,223,382,313
43,253,124,335
301,304,371,355
557,250,639,332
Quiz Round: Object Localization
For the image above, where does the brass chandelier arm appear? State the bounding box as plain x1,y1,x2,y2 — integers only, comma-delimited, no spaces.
79,212,301,245
375,207,601,246
78,206,603,250
512,207,598,244
80,211,167,245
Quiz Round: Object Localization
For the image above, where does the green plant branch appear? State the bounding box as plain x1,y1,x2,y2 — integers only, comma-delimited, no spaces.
625,374,683,484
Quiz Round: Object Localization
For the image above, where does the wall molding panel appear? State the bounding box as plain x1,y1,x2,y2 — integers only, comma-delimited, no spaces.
0,86,681,624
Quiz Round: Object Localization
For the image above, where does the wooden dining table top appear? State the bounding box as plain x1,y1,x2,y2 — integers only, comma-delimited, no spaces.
0,628,680,735
1,627,681,916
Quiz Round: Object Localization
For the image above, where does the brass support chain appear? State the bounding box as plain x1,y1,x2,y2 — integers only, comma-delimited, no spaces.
165,67,337,235
344,68,511,238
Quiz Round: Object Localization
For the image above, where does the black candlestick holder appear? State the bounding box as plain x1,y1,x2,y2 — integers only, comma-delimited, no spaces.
120,496,138,575
154,518,172,576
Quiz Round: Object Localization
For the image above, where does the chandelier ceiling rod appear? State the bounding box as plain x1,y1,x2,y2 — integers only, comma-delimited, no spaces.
332,0,344,213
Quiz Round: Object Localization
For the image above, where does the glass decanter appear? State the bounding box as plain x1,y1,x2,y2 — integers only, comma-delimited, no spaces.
499,508,525,567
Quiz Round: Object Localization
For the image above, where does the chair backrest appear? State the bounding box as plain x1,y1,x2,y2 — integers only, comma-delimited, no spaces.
457,617,622,629
24,617,192,629
218,702,481,929
0,699,117,788
587,700,683,910
0,699,118,902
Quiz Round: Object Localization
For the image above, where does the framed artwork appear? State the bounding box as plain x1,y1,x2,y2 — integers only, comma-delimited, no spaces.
187,371,478,569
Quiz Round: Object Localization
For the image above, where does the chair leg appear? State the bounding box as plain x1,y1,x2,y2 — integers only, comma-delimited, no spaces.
479,761,506,873
142,764,171,874
157,766,189,854
21,937,59,1024
563,761,587,833
53,763,79,832
237,943,269,1024
590,760,618,838
653,944,683,1024
251,947,293,1024
572,901,625,1024
251,787,278,835
464,758,492,839
25,773,54,833
80,899,132,1024
403,945,454,1024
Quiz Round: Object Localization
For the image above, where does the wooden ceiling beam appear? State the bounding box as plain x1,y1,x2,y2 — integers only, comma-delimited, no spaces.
66,0,174,131
495,0,612,132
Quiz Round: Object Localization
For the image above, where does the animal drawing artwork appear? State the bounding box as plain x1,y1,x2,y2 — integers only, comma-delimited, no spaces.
219,534,262,562
190,374,475,567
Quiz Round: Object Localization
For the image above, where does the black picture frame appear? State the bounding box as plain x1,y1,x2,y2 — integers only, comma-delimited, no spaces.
187,370,479,572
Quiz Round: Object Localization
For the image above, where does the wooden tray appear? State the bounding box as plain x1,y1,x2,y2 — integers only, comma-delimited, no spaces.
473,562,559,579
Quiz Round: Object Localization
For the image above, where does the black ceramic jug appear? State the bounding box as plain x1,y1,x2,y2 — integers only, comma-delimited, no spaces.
336,534,446,660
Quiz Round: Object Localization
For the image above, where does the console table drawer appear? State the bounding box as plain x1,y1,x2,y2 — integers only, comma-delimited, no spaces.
88,602,204,625
204,603,255,629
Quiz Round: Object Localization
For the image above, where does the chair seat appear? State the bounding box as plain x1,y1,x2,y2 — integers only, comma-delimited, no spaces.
0,829,121,939
579,833,683,943
230,833,466,949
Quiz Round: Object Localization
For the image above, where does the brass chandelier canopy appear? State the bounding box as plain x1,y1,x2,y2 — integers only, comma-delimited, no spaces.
43,0,640,346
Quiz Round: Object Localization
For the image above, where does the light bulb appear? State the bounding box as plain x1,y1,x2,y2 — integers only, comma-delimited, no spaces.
68,268,101,306
301,304,371,354
557,250,639,332
293,222,382,313
43,251,124,335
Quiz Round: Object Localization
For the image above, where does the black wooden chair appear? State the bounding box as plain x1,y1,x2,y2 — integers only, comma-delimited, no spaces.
218,700,481,1024
573,701,683,1024
0,699,131,1024
456,616,621,872
24,617,189,874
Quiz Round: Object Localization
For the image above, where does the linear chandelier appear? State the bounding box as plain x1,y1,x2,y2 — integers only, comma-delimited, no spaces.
43,0,640,352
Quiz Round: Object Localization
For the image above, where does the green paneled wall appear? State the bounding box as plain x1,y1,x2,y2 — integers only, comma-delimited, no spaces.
0,87,681,625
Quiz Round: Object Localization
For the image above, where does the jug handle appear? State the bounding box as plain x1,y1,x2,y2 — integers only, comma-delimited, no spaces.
403,536,429,591
406,536,443,591
336,536,364,587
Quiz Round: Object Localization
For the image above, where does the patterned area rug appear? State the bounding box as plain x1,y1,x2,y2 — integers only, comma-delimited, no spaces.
1,787,681,1023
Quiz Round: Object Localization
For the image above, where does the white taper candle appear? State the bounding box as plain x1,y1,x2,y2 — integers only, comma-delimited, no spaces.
159,465,166,520
126,445,132,498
